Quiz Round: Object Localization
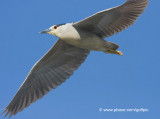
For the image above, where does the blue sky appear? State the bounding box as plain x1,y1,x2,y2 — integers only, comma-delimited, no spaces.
0,0,159,119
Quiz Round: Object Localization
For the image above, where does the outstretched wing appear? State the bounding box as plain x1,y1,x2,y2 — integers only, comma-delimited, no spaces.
3,39,90,117
73,0,148,37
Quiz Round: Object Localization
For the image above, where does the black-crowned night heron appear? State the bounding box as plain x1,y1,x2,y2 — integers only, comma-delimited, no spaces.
3,0,148,117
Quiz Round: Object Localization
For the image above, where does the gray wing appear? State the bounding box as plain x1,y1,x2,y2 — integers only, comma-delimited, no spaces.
3,39,90,117
73,0,148,37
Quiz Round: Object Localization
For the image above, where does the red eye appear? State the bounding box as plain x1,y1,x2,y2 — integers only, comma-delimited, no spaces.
54,26,57,29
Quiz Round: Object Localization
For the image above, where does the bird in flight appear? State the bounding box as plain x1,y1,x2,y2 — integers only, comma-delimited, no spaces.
3,0,148,117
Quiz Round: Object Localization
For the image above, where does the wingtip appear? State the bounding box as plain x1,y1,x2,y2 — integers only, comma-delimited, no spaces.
1,108,12,118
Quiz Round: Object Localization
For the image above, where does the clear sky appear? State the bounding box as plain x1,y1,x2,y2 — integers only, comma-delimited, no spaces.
0,0,159,119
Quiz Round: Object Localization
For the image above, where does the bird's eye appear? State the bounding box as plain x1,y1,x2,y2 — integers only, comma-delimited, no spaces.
54,26,57,29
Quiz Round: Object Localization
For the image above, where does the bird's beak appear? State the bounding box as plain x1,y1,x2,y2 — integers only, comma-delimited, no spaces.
39,29,51,34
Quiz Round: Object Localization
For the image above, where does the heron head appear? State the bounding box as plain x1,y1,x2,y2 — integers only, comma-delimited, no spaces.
40,23,65,36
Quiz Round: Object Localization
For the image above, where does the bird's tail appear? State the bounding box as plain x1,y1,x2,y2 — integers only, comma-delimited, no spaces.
104,41,123,55
104,41,119,50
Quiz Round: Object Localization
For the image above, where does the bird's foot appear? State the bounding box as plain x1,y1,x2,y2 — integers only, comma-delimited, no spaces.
107,49,123,55
116,51,123,55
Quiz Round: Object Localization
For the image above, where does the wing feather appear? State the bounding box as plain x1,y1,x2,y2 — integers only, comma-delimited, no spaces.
3,39,90,117
74,0,148,37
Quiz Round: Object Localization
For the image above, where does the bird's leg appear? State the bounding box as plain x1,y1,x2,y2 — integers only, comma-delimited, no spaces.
107,49,123,55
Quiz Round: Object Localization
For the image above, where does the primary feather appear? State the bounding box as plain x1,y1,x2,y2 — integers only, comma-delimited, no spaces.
3,40,89,117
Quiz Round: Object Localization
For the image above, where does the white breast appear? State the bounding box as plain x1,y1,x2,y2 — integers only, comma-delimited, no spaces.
55,23,105,51
56,23,81,43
